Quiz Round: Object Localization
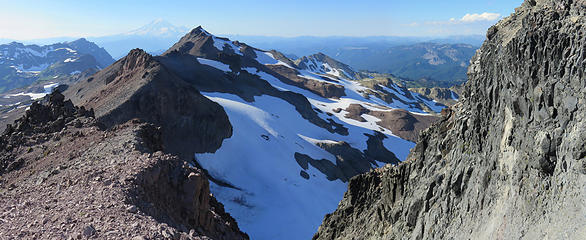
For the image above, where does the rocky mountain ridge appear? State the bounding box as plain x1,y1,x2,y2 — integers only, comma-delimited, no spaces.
0,91,248,239
313,0,586,239
65,48,233,159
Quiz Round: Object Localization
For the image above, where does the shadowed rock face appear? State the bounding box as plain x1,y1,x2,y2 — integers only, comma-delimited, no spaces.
314,1,586,239
133,151,248,240
65,49,233,158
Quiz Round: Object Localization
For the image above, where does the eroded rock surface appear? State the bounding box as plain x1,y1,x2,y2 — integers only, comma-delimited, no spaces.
314,1,586,239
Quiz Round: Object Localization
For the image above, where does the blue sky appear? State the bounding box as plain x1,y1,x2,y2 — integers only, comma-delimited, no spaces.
0,0,523,39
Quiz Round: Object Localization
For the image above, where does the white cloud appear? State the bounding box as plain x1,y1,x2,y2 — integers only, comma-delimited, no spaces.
422,12,502,26
460,12,501,22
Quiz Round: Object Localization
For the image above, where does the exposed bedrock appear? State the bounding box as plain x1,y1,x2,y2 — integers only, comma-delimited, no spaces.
314,1,586,239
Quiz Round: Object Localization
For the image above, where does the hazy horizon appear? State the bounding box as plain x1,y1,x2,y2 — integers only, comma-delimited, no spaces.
1,0,523,40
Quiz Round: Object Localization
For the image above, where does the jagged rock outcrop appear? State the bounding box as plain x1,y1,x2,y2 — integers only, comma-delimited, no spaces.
0,92,95,174
314,1,586,239
132,149,247,240
0,92,248,239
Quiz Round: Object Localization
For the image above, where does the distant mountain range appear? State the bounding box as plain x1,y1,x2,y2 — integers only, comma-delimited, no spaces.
349,43,477,87
0,19,190,59
237,36,479,87
0,19,480,88
0,38,114,92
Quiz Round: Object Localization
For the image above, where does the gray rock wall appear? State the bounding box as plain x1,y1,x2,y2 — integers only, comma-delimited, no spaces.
313,0,586,239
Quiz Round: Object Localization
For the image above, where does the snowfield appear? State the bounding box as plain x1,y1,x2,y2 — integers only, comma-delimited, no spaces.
194,39,442,240
198,91,416,239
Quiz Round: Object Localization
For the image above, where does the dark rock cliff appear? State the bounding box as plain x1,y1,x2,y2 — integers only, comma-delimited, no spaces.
314,0,586,239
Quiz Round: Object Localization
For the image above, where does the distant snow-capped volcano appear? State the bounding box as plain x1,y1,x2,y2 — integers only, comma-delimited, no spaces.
88,19,192,58
124,19,190,38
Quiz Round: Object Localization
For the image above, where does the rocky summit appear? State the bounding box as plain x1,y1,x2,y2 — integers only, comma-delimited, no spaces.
314,0,586,239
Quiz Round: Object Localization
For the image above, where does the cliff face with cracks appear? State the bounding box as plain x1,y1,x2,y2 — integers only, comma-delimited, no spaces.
314,0,586,239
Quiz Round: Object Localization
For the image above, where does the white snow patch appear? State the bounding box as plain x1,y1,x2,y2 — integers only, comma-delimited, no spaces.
5,92,46,100
254,51,278,65
43,83,60,93
298,135,339,145
54,47,76,53
254,50,294,68
11,63,51,73
451,91,459,100
3,82,60,100
212,37,243,56
243,67,259,74
197,58,231,72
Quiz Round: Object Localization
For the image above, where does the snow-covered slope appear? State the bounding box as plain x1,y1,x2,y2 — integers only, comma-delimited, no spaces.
152,27,447,239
